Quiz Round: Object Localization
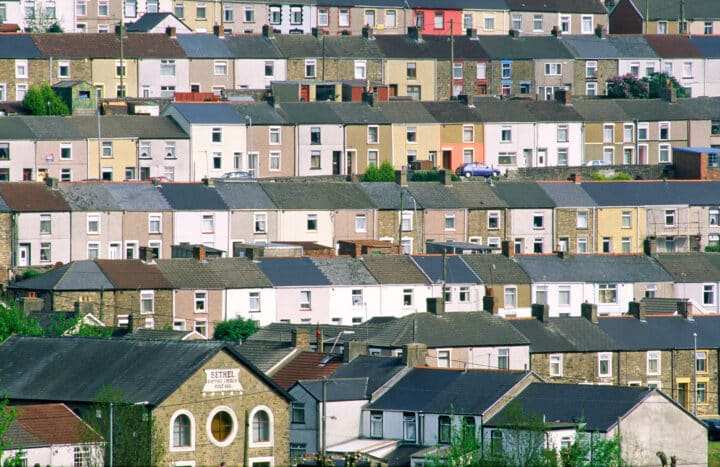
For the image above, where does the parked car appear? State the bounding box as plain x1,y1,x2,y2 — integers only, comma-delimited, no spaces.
221,171,252,179
456,163,500,178
705,419,720,441
585,160,611,166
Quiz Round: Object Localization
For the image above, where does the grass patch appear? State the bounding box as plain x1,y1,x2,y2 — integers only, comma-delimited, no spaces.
709,441,720,467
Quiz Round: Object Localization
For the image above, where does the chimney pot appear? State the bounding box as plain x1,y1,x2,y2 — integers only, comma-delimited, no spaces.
581,302,598,324
532,303,550,323
291,328,311,350
262,24,275,37
402,342,427,367
362,26,374,39
213,24,224,38
395,169,408,186
501,240,515,257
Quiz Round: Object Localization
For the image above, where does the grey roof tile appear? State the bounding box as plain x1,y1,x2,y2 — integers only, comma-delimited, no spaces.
71,116,189,139
378,101,438,124
491,182,555,208
514,254,673,283
486,383,651,432
311,257,378,286
476,35,574,59
275,102,344,124
461,254,531,285
410,255,482,284
230,103,288,125
126,12,179,31
59,184,121,211
406,182,465,209
259,182,375,209
233,340,296,372
606,35,658,58
0,335,289,406
8,260,114,291
175,33,234,58
654,253,720,282
0,35,43,58
214,180,277,209
295,377,369,401
157,183,229,210
626,0,720,20
373,35,489,60
0,118,35,139
165,103,246,124
104,183,172,211
598,314,720,350
505,0,607,13
369,368,529,414
361,255,430,285
446,182,508,209
538,182,597,207
257,257,332,286
560,35,621,59
330,355,405,396
224,35,284,59
357,182,416,210
20,117,86,140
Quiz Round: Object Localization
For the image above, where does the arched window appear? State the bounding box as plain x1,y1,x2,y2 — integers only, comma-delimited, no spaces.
173,414,191,447
253,410,270,443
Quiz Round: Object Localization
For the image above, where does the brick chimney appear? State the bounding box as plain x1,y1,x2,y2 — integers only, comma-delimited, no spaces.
439,169,453,186
595,23,606,38
427,297,445,315
362,26,374,39
532,303,550,323
555,89,571,105
509,29,521,38
193,245,207,262
343,340,368,362
262,24,275,38
139,246,154,263
581,302,598,324
501,240,515,257
466,28,478,39
678,300,693,320
569,173,581,184
661,79,677,103
483,294,497,314
291,328,311,350
165,26,177,38
408,26,422,41
551,25,562,37
213,24,225,38
395,169,408,186
402,342,428,367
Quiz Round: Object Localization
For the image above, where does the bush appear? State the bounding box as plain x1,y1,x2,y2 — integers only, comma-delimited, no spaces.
590,172,632,181
213,317,259,342
22,84,69,116
411,170,460,182
362,161,395,182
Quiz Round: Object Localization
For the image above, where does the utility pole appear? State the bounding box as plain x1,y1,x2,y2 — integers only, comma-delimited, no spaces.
109,402,113,467
399,189,404,253
321,376,327,463
693,332,698,415
450,19,454,100
441,250,447,308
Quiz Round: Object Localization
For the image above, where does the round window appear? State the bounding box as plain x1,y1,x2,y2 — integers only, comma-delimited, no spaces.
210,410,233,443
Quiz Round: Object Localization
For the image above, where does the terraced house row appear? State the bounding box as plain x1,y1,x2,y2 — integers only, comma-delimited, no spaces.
5,29,720,102
0,0,610,38
2,96,720,182
4,177,720,278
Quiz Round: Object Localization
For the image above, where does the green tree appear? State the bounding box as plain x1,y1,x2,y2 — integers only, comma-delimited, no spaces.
22,84,69,116
24,5,63,33
643,72,689,99
81,386,164,467
213,317,259,341
0,304,43,343
606,74,649,99
0,396,17,461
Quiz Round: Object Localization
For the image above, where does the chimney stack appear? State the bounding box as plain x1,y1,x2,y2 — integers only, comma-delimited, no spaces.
193,245,207,262
581,302,598,324
343,340,368,362
466,28,478,39
427,297,445,315
395,169,408,186
678,300,693,320
554,89,571,105
628,301,645,321
213,24,225,38
291,328,311,350
501,240,515,257
165,26,177,37
402,342,428,367
262,24,275,37
483,294,497,314
408,26,422,41
595,23,606,38
439,169,453,186
532,303,550,323
551,25,562,37
44,176,58,190
509,29,521,38
362,26,374,39
569,173,581,184
139,246,154,263
312,27,324,38
202,177,214,186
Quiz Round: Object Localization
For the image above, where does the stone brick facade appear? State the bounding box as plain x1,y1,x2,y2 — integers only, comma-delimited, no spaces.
489,60,534,96
466,208,508,247
153,349,290,466
554,208,595,254
376,209,424,254
572,58,616,97
286,58,382,83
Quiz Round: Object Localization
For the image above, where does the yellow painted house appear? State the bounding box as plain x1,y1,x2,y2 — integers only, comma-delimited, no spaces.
380,102,441,169
74,116,142,181
336,103,393,175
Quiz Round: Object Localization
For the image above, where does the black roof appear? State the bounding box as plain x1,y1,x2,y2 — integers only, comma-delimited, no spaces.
509,317,620,353
476,35,575,59
598,315,720,351
330,355,405,396
374,35,489,60
369,368,530,415
486,382,651,432
0,336,289,407
491,182,555,209
411,255,482,284
514,254,672,283
157,183,229,210
256,257,332,287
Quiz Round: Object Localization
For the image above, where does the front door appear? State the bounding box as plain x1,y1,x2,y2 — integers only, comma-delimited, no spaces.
442,150,452,170
18,244,30,267
678,382,689,409
332,151,341,175
346,150,354,175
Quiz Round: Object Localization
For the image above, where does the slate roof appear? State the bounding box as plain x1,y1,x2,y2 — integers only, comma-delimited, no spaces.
366,311,530,348
224,35,284,59
509,317,619,353
446,181,508,209
406,182,464,209
103,183,173,211
271,34,324,58
96,259,173,289
560,35,621,59
644,34,704,58
410,255,482,284
214,180,277,209
410,0,507,8
360,255,430,285
461,254,531,285
357,183,416,210
248,322,357,345
676,97,720,119
32,33,186,59
473,100,583,123
123,328,197,340
294,377,369,401
504,0,607,14
476,35,574,60
368,368,530,414
330,355,405,396
19,116,85,140
59,184,120,211
606,35,658,58
653,253,720,282
639,297,682,315
420,101,481,124
311,257,378,286
175,33,233,58
259,182,375,209
579,180,720,206
0,35,43,58
202,257,274,288
273,351,344,389
491,182,555,209
0,183,70,212
166,103,246,124
4,403,103,449
8,261,113,291
514,254,673,283
230,103,288,125
72,116,189,139
0,336,290,406
689,36,720,58
0,118,35,140
598,315,720,350
276,102,344,124
623,0,720,21
233,340,296,372
538,182,597,207
126,12,182,32
373,35,486,60
323,36,386,59
157,257,272,289
378,101,438,124
330,102,390,125
157,183,229,210
485,383,651,432
257,257,332,287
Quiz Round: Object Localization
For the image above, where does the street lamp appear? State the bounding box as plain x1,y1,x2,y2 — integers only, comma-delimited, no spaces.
244,115,252,177
693,332,698,415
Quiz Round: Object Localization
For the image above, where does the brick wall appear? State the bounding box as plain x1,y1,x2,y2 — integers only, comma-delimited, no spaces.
507,164,668,181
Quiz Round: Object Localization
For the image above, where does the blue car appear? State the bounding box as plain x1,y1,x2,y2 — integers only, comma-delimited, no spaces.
457,163,501,178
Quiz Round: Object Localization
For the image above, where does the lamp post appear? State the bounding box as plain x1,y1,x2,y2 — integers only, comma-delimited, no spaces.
244,115,253,177
693,332,698,416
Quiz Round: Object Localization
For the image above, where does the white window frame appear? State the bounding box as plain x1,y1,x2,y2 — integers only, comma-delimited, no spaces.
148,213,162,234
598,352,612,377
646,351,660,375
140,290,155,314
194,290,208,313
549,354,563,377
87,213,101,234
